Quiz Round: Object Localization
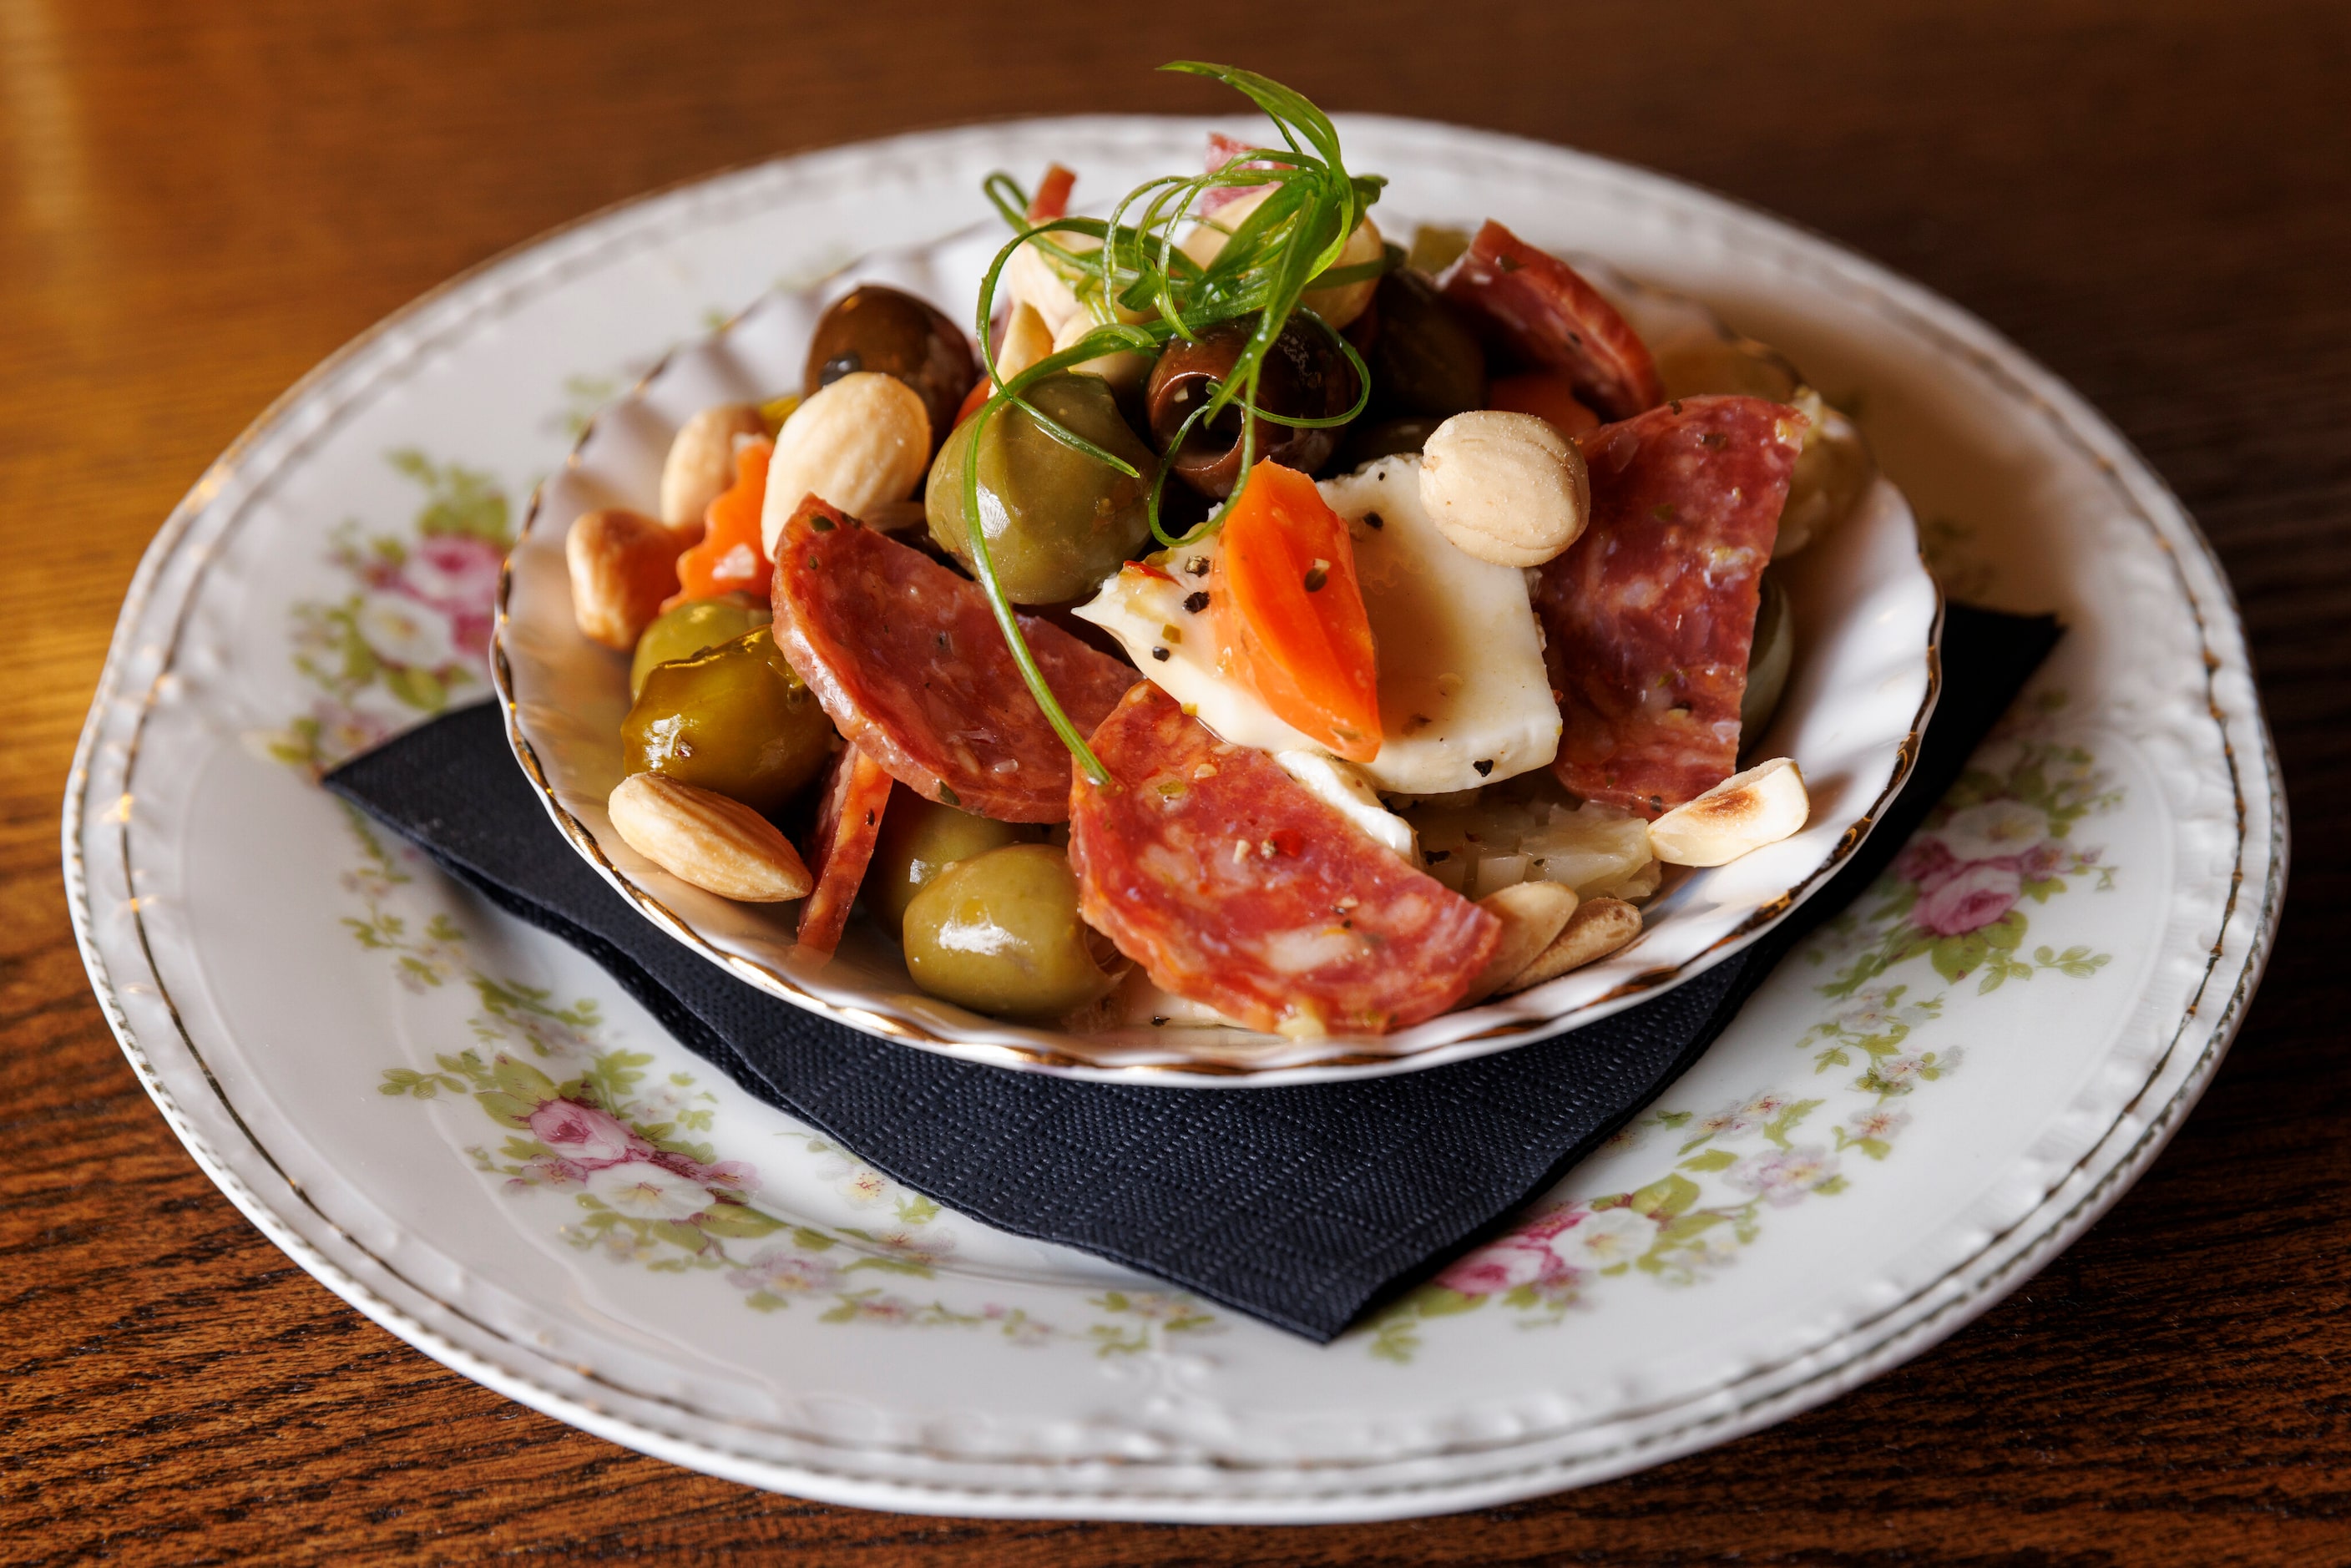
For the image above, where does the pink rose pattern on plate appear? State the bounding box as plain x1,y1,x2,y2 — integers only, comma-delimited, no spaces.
1363,693,2119,1363
286,435,2110,1363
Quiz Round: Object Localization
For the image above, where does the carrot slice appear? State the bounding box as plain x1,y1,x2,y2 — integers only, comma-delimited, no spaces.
1029,164,1076,222
1209,460,1382,761
951,374,990,432
1489,370,1600,442
669,436,773,607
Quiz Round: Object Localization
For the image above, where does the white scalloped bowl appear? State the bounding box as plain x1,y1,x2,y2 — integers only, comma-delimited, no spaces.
495,226,1940,1083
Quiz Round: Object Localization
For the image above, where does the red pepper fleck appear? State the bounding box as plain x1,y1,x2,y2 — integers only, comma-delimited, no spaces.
1268,828,1303,857
1126,559,1178,584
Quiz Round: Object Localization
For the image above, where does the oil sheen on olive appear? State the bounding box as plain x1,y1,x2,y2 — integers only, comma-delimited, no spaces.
1364,269,1487,420
620,627,834,816
628,593,771,698
1143,315,1358,498
1739,570,1795,745
900,843,1119,1019
867,789,1044,939
925,371,1159,604
803,285,978,453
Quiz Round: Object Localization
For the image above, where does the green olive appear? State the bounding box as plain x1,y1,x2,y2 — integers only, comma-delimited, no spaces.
1365,270,1487,421
629,594,771,698
1740,570,1795,746
926,372,1159,604
867,790,1044,939
621,627,834,816
900,844,1119,1019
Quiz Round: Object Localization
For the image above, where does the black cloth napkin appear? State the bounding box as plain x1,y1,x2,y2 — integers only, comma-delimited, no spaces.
326,604,2056,1342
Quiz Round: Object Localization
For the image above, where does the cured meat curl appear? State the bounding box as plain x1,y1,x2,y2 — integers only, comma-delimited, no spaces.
771,495,1136,822
1535,395,1804,817
796,744,894,957
1438,220,1665,422
1069,684,1499,1035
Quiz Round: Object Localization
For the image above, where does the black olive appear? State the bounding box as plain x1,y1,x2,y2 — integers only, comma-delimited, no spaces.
1364,270,1487,421
803,286,979,454
1143,315,1358,499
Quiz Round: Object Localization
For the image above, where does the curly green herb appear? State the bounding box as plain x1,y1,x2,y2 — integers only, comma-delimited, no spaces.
963,62,1388,784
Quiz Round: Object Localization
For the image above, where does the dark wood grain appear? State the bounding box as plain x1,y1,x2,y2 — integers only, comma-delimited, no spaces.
4,1,2347,1561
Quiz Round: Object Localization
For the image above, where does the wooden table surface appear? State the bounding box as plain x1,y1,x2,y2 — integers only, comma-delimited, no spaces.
7,2,2346,1560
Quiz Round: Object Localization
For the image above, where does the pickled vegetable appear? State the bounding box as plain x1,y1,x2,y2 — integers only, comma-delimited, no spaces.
1777,388,1875,557
804,285,979,454
900,843,1120,1018
629,594,771,698
620,627,834,816
867,788,1044,938
925,371,1159,604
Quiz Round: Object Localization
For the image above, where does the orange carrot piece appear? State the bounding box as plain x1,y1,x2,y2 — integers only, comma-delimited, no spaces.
1209,461,1382,762
1029,164,1075,222
1489,369,1600,441
952,375,990,432
668,436,773,607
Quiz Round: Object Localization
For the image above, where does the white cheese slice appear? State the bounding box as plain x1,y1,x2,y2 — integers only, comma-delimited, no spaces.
1070,454,1560,795
1273,751,1418,862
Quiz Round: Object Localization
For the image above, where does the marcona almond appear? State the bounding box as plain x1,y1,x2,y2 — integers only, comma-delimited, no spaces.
566,508,691,650
1418,410,1591,568
1464,880,1579,1003
607,773,813,903
660,402,766,526
1647,757,1809,867
1500,898,1643,994
757,372,931,558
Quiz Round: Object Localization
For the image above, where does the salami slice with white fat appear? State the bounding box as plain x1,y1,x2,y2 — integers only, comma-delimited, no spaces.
1069,683,1500,1036
796,742,893,957
771,495,1137,822
1438,220,1665,422
1534,395,1804,817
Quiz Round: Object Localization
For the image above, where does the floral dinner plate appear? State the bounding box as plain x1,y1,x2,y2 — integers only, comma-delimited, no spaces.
67,115,2281,1521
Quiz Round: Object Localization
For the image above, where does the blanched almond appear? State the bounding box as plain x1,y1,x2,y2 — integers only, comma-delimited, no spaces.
660,403,766,526
566,508,692,650
1464,880,1579,1003
1419,411,1591,567
1647,757,1810,867
607,773,813,903
1500,898,1643,994
757,372,931,557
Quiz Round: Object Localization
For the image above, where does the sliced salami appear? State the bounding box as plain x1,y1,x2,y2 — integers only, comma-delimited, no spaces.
1534,395,1804,817
796,743,894,956
1437,220,1665,422
1069,684,1500,1035
771,496,1138,823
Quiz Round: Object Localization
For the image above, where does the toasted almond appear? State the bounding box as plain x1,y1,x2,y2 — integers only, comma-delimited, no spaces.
1419,411,1591,567
660,403,766,526
1647,757,1810,867
608,773,813,903
1500,898,1643,994
1464,881,1579,1003
566,508,693,650
757,372,931,557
